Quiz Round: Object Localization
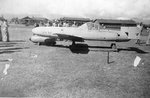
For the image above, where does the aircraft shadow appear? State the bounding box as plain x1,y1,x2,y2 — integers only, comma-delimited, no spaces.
0,40,26,46
0,47,29,54
0,40,25,47
0,50,21,54
51,44,115,54
0,41,29,54
51,44,89,54
0,44,14,47
69,44,90,54
0,42,17,46
118,47,148,54
51,44,148,54
0,59,10,62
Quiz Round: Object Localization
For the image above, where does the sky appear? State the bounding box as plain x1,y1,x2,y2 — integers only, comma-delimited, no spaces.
0,0,150,19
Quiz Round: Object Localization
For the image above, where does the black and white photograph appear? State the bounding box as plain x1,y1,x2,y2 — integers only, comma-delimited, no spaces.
0,0,150,97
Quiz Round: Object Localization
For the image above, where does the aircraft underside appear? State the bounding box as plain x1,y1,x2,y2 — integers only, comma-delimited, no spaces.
30,34,119,49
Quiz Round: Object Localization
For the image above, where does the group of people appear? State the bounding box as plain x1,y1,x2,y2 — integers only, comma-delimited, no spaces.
34,20,78,28
0,20,9,42
50,20,78,27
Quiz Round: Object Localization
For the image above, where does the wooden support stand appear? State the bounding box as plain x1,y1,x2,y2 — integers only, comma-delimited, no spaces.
107,51,109,64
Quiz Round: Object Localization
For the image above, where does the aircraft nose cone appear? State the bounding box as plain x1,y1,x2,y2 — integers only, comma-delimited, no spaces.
32,27,41,34
32,28,37,33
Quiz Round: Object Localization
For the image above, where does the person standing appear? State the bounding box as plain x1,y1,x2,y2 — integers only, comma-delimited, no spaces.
72,21,77,27
1,20,9,42
146,27,150,46
0,20,3,41
34,23,39,27
136,23,143,45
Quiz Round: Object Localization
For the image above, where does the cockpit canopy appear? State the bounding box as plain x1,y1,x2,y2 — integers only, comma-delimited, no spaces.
79,22,103,30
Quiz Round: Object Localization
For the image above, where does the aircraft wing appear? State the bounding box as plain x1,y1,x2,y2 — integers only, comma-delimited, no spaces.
55,33,84,42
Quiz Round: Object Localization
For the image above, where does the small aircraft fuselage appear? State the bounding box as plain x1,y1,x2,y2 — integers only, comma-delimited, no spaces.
30,22,141,49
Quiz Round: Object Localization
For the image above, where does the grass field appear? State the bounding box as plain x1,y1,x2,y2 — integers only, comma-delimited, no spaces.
0,24,150,97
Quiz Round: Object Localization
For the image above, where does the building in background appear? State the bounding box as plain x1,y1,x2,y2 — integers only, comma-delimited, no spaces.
59,17,91,27
19,16,33,26
10,17,19,24
32,17,49,25
94,19,137,30
19,16,49,26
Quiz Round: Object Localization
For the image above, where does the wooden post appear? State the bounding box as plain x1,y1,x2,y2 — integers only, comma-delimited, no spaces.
107,51,109,64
